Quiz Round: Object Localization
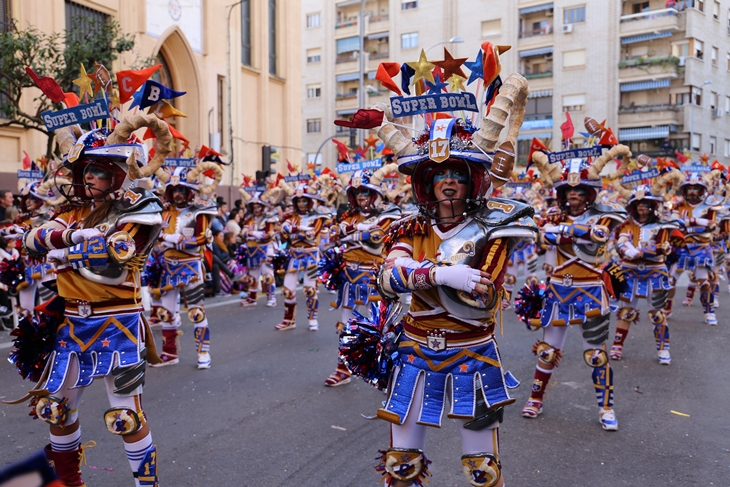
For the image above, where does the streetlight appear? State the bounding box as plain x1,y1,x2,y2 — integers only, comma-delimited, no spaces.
688,79,711,157
425,36,465,55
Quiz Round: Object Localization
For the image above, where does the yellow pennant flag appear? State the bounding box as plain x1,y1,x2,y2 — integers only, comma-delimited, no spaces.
147,100,187,119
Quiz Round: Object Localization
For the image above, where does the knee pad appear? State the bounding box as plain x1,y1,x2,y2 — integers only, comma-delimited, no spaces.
303,286,317,298
648,309,665,325
377,448,431,484
583,348,609,368
32,396,70,426
188,306,206,323
525,275,539,287
504,274,516,286
261,274,275,286
282,287,295,300
618,307,640,324
246,274,258,288
103,407,145,436
532,341,563,366
708,270,717,282
461,453,502,487
156,307,173,323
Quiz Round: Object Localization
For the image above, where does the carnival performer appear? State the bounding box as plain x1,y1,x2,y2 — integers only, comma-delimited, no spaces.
149,160,223,368
323,166,401,387
521,125,628,431
366,53,535,486
608,157,684,364
239,177,282,307
276,175,331,331
671,170,723,325
15,114,170,486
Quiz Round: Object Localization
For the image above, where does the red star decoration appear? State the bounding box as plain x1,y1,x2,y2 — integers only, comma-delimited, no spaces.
435,125,446,133
407,354,416,363
459,363,469,372
576,296,583,301
433,48,468,81
364,133,379,150
548,293,554,298
102,338,111,347
59,340,67,348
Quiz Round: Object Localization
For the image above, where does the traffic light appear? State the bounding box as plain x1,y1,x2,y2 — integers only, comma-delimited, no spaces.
261,145,279,173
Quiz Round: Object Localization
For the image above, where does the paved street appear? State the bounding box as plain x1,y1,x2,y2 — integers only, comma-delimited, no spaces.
0,278,728,487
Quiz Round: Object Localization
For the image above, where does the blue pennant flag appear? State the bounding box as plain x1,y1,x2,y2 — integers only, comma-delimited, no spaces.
139,80,186,110
400,64,415,95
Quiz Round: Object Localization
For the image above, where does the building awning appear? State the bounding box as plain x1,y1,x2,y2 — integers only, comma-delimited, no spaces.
519,3,553,15
517,131,552,141
618,125,670,141
337,109,359,116
521,118,553,130
528,89,553,98
621,31,673,44
336,72,360,82
519,46,553,58
367,31,389,40
620,79,671,92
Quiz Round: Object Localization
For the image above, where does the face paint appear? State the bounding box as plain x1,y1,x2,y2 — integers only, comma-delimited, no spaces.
433,168,469,185
84,164,112,180
354,188,372,196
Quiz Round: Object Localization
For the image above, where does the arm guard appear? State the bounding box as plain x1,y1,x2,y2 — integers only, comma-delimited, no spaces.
66,235,109,269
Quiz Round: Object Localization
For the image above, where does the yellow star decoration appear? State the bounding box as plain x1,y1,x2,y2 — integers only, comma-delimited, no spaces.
109,89,121,111
406,49,435,86
447,74,466,92
73,63,95,101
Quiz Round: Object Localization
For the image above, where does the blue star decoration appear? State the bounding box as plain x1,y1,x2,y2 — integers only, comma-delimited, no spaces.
463,49,484,86
129,88,145,109
425,74,448,95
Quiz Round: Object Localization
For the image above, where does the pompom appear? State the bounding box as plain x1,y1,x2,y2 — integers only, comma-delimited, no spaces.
339,300,403,390
514,280,547,330
140,253,162,288
0,258,26,296
317,246,346,291
269,247,290,275
9,300,63,382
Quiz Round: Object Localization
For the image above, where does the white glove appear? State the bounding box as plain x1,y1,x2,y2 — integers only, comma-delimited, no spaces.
542,224,560,234
71,228,103,244
356,222,373,231
47,249,67,264
250,230,266,240
164,233,184,244
394,256,424,269
432,264,483,293
624,246,642,260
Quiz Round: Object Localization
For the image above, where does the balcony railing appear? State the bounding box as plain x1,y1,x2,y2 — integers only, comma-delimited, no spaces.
518,26,553,38
523,71,553,79
618,56,679,69
336,93,358,100
335,19,358,29
369,51,389,60
620,7,678,22
369,14,389,23
336,52,358,64
618,104,679,114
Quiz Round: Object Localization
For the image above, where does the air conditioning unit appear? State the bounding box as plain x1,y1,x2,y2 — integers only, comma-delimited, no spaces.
713,108,724,118
562,24,573,33
678,56,686,66
545,8,553,17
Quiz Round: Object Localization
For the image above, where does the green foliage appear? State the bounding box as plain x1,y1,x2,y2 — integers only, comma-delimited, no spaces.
0,17,140,154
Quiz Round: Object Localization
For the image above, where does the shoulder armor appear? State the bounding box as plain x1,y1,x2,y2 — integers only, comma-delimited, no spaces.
593,200,628,216
190,201,219,217
705,194,725,207
114,188,163,214
475,198,534,227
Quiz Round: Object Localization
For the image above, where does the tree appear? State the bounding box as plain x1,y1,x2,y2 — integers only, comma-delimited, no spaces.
0,17,138,157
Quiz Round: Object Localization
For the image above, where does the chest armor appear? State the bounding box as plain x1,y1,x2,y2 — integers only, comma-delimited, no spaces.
350,205,402,255
296,212,328,245
570,204,626,264
436,198,538,318
79,189,163,285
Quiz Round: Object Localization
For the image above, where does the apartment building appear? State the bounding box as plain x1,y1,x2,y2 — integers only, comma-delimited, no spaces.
302,0,730,169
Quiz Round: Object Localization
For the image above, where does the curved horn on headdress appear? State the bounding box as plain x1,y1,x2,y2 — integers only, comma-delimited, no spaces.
651,168,686,202
155,168,170,184
587,144,631,180
36,176,72,206
373,103,418,157
531,151,562,188
278,178,295,197
186,161,223,195
472,74,529,153
370,162,399,186
609,178,633,200
56,126,82,156
262,186,284,205
703,168,723,189
106,114,173,180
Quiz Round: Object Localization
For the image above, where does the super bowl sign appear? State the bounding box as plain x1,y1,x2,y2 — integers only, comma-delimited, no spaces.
390,93,479,118
621,168,660,185
163,158,196,168
547,146,603,164
42,99,110,131
337,158,382,174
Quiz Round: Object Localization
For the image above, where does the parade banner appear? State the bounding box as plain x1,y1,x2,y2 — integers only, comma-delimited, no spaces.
390,93,479,118
337,158,382,174
163,158,196,168
284,174,312,183
505,182,532,189
547,146,603,164
242,185,267,193
41,98,110,131
681,165,711,173
17,170,44,179
621,168,661,185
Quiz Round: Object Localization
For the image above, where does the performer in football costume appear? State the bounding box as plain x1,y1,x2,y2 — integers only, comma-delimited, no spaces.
671,170,723,325
523,127,628,431
16,114,170,486
277,175,331,331
150,161,222,369
608,157,684,364
239,179,282,307
370,59,535,486
323,166,402,387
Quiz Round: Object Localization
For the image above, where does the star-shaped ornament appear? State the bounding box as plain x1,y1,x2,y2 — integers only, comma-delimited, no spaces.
109,90,121,111
459,363,469,372
407,354,416,363
425,74,448,95
102,338,111,347
463,49,484,85
73,64,95,101
406,49,436,85
447,74,467,92
364,133,379,150
59,340,67,348
433,48,468,81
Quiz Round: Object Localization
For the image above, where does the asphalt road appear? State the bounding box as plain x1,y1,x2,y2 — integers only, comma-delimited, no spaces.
0,277,728,487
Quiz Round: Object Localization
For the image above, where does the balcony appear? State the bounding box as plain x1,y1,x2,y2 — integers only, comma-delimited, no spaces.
335,95,359,111
523,71,553,79
619,8,684,36
618,56,681,80
618,104,682,126
519,25,553,38
369,14,389,26
369,50,389,60
336,52,359,65
335,19,359,37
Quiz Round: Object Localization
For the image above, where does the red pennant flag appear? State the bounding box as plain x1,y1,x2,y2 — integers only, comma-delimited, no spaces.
116,64,162,104
286,159,298,173
25,67,65,104
22,151,32,170
375,62,402,95
334,108,384,129
381,147,393,156
332,138,351,162
320,167,335,177
674,150,688,163
560,112,574,142
711,160,726,171
63,92,80,108
142,128,156,140
481,42,499,87
164,122,189,145
527,137,549,166
598,128,618,146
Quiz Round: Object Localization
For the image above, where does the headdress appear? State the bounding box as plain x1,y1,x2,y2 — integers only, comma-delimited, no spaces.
239,173,284,207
